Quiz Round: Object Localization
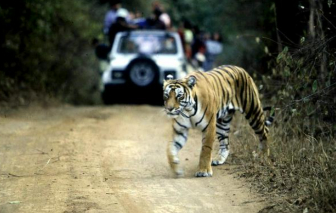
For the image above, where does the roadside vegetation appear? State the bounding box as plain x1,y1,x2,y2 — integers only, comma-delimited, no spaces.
0,0,105,106
225,1,336,212
1,0,335,212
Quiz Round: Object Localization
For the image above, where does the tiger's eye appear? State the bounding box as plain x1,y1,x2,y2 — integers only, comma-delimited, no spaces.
176,94,184,100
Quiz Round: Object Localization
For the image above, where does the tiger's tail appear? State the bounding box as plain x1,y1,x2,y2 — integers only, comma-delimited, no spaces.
263,106,275,127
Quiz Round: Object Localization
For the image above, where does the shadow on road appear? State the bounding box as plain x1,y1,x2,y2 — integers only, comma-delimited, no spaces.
102,85,164,106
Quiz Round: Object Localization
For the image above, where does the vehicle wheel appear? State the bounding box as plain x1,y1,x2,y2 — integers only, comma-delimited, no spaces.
128,61,158,87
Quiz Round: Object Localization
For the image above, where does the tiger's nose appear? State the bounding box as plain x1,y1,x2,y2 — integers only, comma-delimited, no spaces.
167,106,174,112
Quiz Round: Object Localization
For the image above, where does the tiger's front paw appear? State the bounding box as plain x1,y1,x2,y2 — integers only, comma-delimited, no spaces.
211,156,226,166
168,155,184,177
212,150,230,166
211,160,222,166
195,167,213,177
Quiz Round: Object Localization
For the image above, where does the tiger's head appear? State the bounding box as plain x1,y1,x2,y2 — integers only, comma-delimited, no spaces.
163,75,197,118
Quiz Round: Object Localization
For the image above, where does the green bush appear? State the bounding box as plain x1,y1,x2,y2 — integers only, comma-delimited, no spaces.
0,0,104,105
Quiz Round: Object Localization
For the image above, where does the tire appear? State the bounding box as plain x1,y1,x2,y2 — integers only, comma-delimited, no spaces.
128,60,158,87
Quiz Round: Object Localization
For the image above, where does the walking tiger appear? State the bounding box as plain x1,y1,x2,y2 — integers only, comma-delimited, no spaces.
163,65,274,177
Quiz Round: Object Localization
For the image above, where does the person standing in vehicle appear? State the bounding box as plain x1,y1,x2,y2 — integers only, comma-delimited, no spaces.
183,20,194,62
151,1,171,29
147,8,166,30
103,0,122,35
192,27,206,71
108,8,137,49
203,32,223,71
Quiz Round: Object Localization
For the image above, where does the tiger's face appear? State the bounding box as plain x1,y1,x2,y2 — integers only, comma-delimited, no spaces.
163,76,196,118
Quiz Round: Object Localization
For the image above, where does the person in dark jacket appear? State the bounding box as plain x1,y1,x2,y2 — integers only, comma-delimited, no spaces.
146,8,166,30
108,8,137,49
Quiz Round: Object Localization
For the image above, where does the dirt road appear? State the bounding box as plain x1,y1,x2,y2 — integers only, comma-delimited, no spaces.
0,105,265,213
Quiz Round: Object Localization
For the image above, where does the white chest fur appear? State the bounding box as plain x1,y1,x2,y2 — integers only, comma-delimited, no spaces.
175,102,210,131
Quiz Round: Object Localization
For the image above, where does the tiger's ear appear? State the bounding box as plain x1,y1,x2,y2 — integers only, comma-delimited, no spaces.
187,76,196,88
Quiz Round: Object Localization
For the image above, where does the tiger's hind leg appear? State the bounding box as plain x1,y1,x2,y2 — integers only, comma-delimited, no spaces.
254,128,271,165
212,112,234,166
248,107,271,162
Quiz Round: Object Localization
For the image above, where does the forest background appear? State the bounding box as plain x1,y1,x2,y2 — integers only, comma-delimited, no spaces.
1,0,335,212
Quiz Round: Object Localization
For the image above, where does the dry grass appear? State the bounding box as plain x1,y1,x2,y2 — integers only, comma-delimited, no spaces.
227,112,336,213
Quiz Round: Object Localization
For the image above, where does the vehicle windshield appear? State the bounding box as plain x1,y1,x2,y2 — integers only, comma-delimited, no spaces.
117,33,178,55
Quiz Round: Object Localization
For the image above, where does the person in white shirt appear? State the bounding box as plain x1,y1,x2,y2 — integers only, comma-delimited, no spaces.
103,0,122,35
203,32,223,71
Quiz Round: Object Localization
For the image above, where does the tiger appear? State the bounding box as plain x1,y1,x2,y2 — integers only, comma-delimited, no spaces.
163,65,274,177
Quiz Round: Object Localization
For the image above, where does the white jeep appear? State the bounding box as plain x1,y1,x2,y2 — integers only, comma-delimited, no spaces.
100,30,187,104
